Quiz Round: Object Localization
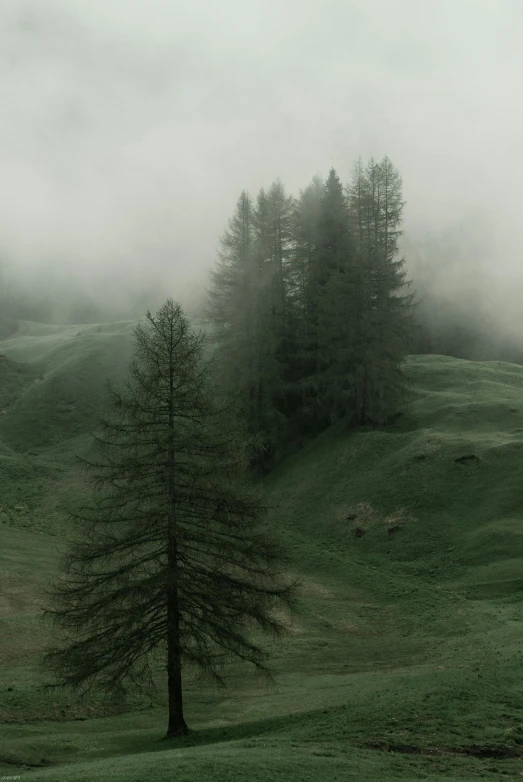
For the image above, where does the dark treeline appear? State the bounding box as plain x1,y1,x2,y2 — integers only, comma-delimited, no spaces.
206,158,415,473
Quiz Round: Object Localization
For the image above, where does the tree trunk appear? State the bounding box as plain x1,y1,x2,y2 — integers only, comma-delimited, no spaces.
166,551,188,737
165,330,189,738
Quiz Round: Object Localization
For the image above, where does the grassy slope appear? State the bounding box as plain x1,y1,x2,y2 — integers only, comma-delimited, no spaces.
1,324,523,780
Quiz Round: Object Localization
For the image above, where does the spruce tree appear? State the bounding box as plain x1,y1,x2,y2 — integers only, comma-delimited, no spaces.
288,175,323,311
308,169,352,429
206,190,271,469
206,189,254,365
249,187,283,468
266,179,294,314
316,168,351,279
264,180,295,428
43,300,296,738
347,157,414,423
208,185,294,472
286,176,323,429
316,264,358,425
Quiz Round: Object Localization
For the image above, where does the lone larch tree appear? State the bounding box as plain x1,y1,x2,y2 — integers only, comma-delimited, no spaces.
43,299,296,737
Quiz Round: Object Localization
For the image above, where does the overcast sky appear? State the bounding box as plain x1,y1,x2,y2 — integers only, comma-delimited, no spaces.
1,0,522,315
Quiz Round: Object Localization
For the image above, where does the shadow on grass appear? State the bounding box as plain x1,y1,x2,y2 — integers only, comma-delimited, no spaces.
114,703,340,757
110,701,523,766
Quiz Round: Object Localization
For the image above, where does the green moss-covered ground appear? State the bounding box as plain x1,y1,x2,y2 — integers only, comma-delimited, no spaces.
1,322,523,779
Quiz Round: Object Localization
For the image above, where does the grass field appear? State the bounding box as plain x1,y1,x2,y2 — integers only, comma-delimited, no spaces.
2,321,523,779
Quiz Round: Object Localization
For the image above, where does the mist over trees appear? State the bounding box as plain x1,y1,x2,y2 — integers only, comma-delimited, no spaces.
207,157,415,472
2,160,523,369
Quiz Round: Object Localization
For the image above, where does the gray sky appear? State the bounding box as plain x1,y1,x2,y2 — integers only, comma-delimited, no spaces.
1,0,522,318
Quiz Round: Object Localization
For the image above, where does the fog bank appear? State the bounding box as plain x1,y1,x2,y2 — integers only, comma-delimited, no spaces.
1,0,522,332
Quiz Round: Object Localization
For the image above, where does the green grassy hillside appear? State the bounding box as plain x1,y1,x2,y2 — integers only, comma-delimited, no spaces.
0,320,135,527
1,323,523,780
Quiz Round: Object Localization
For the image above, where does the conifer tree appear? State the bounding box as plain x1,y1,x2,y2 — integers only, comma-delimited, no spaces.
286,176,323,428
347,157,414,423
316,168,351,280
316,263,358,425
206,191,271,469
208,184,294,471
266,179,294,314
264,180,295,426
288,175,323,311
310,169,353,428
43,300,296,738
249,187,281,467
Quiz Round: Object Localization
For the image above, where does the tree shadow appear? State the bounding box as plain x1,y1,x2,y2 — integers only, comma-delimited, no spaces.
114,702,338,757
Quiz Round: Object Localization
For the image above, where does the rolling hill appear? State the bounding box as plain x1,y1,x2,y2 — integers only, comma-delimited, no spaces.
1,320,523,780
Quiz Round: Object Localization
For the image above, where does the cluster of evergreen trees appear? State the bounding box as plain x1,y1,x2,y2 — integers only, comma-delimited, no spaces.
207,157,414,472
